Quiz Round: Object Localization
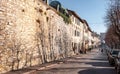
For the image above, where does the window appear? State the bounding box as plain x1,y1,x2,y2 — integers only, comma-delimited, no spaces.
75,30,80,36
77,31,80,36
75,30,77,36
75,18,80,25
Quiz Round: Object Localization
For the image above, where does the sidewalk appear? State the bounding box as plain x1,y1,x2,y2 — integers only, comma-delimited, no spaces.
4,59,65,74
4,53,83,74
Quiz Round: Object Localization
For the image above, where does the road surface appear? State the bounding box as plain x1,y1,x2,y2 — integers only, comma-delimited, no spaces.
5,48,116,74
36,48,116,74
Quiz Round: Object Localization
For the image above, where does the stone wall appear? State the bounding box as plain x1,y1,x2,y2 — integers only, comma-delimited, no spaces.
0,0,74,73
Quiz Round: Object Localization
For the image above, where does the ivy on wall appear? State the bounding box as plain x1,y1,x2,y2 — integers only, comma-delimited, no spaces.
59,12,71,24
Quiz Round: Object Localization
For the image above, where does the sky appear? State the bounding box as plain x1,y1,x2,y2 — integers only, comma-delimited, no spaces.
56,0,108,34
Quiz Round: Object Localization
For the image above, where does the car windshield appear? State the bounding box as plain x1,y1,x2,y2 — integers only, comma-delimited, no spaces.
112,51,119,55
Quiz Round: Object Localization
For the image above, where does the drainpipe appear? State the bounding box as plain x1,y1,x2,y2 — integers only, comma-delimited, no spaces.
82,23,85,53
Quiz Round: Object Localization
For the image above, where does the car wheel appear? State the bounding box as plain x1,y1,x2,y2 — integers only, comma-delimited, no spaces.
116,67,120,74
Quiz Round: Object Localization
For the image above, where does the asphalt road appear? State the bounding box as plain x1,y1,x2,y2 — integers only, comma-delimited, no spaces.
36,48,116,74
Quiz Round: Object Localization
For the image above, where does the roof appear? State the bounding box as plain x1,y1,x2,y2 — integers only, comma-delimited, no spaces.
83,19,92,32
68,9,93,33
67,9,84,23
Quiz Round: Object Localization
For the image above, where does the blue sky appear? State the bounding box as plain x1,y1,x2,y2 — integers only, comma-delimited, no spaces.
56,0,108,34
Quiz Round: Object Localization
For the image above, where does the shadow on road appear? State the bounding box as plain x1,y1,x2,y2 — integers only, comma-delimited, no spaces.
85,61,110,67
78,68,116,74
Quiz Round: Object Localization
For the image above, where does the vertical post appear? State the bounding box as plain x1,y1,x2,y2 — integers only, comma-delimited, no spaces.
57,5,59,12
46,0,49,5
82,23,85,53
42,0,49,5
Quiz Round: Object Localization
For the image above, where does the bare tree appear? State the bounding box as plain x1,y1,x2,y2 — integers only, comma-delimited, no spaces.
105,25,120,49
105,0,120,49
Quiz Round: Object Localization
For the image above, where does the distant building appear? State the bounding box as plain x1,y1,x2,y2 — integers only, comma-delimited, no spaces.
49,1,100,53
68,10,84,54
92,32,100,47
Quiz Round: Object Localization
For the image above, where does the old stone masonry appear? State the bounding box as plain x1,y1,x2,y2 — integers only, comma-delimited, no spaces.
0,0,99,73
0,0,74,73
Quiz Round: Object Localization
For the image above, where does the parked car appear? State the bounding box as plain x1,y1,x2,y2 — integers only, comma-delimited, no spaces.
107,50,120,65
114,57,120,74
114,52,120,74
106,46,112,54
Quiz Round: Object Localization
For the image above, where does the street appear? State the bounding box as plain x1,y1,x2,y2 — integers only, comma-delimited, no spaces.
35,48,115,74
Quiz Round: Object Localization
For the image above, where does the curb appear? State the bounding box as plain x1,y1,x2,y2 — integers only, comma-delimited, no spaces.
23,70,36,74
37,63,58,70
23,63,59,74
